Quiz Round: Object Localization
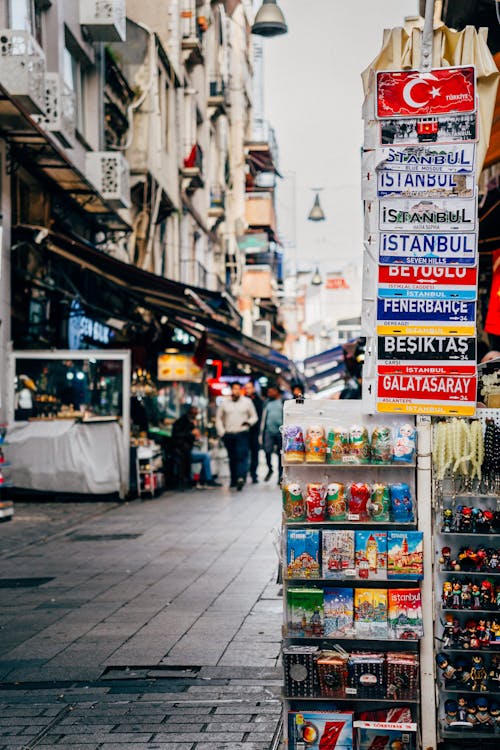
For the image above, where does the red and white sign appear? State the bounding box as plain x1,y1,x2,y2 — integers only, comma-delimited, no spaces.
326,277,349,290
378,265,477,288
377,364,476,401
376,67,475,119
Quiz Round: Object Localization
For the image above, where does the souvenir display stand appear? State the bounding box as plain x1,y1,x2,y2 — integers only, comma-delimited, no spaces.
135,442,165,498
432,410,500,748
280,399,434,750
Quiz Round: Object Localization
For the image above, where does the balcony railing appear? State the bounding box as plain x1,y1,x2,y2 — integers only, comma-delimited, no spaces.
85,151,130,209
0,29,45,113
180,259,226,293
33,73,75,148
79,0,126,42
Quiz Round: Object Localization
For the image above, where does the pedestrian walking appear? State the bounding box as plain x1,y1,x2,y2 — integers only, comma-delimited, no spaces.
172,406,221,488
216,382,258,490
261,383,284,484
243,380,264,484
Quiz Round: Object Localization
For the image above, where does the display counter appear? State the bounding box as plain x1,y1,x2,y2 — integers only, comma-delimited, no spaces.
5,419,127,497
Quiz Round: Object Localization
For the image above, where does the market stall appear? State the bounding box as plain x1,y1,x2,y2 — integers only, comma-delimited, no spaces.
6,350,130,498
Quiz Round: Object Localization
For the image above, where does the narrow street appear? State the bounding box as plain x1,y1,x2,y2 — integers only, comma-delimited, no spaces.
0,484,282,749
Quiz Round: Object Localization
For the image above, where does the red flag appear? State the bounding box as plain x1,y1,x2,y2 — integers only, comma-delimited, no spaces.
319,721,346,750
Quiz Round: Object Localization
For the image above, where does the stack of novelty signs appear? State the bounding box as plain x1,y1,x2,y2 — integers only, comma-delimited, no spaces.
362,66,479,416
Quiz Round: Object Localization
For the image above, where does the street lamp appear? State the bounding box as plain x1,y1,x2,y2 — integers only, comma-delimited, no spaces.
311,266,323,286
308,192,326,222
251,0,288,37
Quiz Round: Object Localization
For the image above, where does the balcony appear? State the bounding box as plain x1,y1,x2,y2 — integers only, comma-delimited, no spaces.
245,192,277,234
85,151,130,209
208,76,228,116
245,119,280,177
79,0,126,42
181,0,204,65
180,259,226,293
181,143,204,194
209,185,225,219
33,73,75,148
0,29,45,113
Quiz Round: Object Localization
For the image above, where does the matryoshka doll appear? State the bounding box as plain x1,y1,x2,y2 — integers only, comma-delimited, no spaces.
327,427,349,464
393,423,416,464
305,483,326,521
371,426,393,464
325,482,347,521
282,482,306,521
305,425,327,463
282,425,305,464
348,424,370,463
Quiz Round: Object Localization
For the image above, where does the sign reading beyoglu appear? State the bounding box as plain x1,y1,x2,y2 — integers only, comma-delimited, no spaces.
362,65,478,416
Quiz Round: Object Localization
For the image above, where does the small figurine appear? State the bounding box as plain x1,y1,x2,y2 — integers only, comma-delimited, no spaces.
459,506,473,534
393,422,416,464
466,701,478,726
348,424,370,463
444,698,459,726
282,482,306,521
282,425,305,463
370,426,393,463
442,508,453,533
480,580,494,608
470,654,488,692
305,425,327,463
451,618,464,648
471,583,481,610
305,483,326,522
348,483,371,522
489,699,500,733
488,549,499,571
490,618,500,643
367,483,390,522
477,618,489,648
456,695,469,724
475,696,491,727
451,581,462,609
327,427,349,463
489,654,500,690
390,483,414,523
439,546,454,571
325,482,347,521
454,656,472,688
461,582,472,610
442,614,454,647
465,620,479,650
436,652,456,686
442,581,453,608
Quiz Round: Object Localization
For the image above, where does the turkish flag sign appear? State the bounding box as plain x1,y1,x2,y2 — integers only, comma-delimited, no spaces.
376,67,475,118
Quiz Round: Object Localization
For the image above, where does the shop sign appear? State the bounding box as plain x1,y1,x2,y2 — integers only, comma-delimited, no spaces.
378,265,477,288
375,170,474,199
370,144,475,173
378,196,477,232
68,299,112,349
376,364,477,416
326,277,349,290
157,353,202,382
377,231,477,266
377,112,477,146
376,66,476,119
377,298,475,325
377,335,476,362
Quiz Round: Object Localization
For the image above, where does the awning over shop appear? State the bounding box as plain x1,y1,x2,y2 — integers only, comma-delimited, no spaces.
303,344,348,393
205,327,296,379
0,84,128,230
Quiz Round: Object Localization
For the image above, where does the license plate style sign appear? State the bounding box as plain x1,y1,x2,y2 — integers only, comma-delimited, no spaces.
378,265,477,288
379,197,476,232
376,67,476,118
377,232,477,266
378,112,477,146
377,298,476,324
377,335,476,362
371,144,475,173
376,171,474,199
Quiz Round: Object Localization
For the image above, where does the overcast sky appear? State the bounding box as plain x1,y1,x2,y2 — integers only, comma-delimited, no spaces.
262,0,417,276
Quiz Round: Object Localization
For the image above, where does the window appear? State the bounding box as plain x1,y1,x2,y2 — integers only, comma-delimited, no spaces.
63,45,85,136
9,0,34,31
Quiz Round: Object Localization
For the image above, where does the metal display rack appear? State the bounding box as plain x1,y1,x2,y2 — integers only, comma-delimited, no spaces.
280,400,432,750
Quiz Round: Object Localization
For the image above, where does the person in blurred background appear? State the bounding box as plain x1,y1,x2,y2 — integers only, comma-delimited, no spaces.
172,405,221,489
261,383,284,484
243,380,263,484
216,382,258,491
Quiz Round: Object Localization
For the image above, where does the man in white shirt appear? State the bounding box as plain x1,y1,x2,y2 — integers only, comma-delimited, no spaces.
216,382,258,490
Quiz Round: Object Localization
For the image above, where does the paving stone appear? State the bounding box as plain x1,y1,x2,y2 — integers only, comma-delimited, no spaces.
154,733,245,742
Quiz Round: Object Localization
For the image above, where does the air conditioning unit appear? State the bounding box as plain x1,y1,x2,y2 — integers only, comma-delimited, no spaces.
0,29,45,113
33,73,75,147
79,0,126,42
252,320,271,346
86,152,130,209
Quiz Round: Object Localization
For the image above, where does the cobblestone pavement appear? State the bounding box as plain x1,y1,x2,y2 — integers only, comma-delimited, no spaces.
0,482,283,748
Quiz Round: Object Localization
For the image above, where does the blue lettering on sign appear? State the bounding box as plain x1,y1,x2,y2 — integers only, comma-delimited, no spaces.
68,299,111,348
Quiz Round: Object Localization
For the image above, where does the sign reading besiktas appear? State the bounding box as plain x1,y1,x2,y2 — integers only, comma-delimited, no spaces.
376,67,476,118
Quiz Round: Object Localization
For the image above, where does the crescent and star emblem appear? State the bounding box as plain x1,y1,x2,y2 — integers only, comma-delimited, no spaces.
402,75,442,109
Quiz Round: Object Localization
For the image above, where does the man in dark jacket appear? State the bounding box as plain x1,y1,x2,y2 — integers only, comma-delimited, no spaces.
243,380,264,483
172,406,221,488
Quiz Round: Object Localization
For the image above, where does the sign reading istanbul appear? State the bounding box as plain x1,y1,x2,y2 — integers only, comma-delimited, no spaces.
376,66,476,119
377,335,476,363
371,144,475,173
377,232,477,266
376,364,477,416
378,197,477,232
375,170,474,199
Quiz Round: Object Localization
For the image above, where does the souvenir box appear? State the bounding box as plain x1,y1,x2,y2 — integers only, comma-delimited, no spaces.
353,720,417,750
288,587,324,637
355,531,387,580
287,528,321,579
387,531,423,580
347,652,385,698
387,589,423,639
354,588,388,638
283,645,319,697
288,710,354,750
324,587,354,638
323,530,355,580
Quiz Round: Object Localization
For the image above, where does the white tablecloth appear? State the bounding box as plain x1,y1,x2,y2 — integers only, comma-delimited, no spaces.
5,420,127,496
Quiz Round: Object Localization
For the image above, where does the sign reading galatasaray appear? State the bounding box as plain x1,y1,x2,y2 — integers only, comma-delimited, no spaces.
370,144,475,173
376,67,476,118
377,335,476,363
376,365,477,416
377,298,475,324
378,197,477,232
377,232,477,266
